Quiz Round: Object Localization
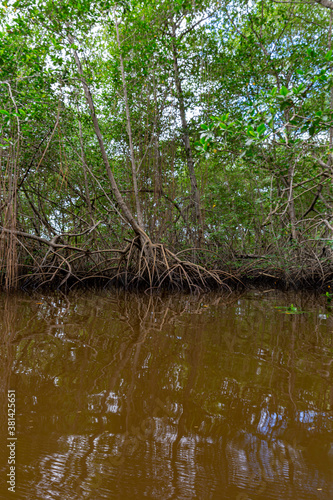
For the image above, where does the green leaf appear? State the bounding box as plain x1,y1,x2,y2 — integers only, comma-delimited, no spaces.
257,123,265,135
309,125,316,136
306,48,316,58
293,84,305,95
280,86,289,97
325,50,333,61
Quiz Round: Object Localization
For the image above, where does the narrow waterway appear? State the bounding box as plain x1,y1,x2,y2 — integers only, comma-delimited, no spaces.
0,290,332,499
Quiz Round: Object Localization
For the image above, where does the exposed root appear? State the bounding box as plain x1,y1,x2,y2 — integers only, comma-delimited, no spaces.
0,232,236,292
111,239,234,292
3,230,332,293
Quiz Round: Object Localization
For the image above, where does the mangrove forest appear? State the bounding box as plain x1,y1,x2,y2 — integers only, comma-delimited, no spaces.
1,0,333,291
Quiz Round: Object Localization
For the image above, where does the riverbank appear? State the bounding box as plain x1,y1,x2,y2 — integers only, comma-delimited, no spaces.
2,250,332,293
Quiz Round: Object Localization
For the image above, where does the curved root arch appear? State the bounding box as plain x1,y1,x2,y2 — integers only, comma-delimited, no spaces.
1,228,237,292
114,237,233,292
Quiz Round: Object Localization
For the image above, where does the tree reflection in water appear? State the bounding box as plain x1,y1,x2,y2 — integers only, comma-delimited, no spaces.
0,290,332,499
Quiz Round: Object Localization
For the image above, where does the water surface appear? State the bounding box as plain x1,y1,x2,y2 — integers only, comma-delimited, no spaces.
0,290,332,499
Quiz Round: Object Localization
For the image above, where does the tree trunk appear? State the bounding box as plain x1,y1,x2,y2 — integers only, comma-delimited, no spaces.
78,114,94,225
171,22,203,246
325,10,333,245
153,76,162,203
67,32,147,242
287,167,298,241
284,107,298,242
113,8,144,230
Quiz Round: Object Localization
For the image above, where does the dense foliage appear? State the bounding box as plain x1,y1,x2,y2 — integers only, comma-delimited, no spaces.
1,0,333,290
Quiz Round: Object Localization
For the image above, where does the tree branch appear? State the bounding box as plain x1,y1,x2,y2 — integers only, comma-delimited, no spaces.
0,227,94,252
313,0,333,10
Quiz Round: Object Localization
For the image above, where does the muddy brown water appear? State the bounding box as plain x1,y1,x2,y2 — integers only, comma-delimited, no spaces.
0,290,332,500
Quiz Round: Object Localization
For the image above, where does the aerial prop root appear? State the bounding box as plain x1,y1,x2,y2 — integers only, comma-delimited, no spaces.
115,237,233,291
1,228,237,291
